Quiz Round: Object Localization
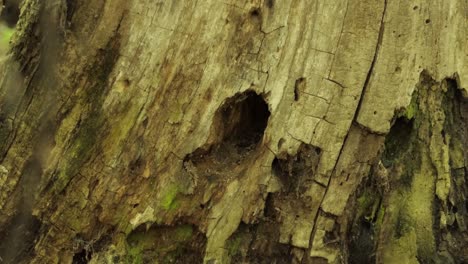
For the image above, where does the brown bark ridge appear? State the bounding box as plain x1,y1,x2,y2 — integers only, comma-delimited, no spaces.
0,0,466,263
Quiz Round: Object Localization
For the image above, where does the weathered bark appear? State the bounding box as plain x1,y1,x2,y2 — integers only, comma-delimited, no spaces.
0,0,466,263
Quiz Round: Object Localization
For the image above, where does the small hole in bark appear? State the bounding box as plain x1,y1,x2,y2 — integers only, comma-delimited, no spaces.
250,8,260,17
277,138,285,149
73,249,92,264
425,19,431,24
267,0,275,8
142,117,149,127
0,0,20,27
395,66,401,73
294,78,305,101
66,0,77,27
373,111,377,115
264,193,276,218
129,156,144,173
413,6,418,10
441,129,446,144
324,228,338,244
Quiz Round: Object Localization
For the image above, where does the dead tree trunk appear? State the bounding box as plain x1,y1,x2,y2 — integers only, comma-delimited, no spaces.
0,0,466,263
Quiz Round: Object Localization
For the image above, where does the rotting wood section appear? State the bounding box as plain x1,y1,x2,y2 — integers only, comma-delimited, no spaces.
0,0,466,263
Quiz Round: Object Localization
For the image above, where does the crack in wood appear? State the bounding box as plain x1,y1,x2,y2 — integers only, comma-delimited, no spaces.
309,0,388,254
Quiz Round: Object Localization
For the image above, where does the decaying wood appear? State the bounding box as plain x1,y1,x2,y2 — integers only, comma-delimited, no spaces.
0,0,466,263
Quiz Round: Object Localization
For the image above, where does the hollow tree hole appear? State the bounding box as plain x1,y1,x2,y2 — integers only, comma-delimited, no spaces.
381,116,415,168
216,90,270,149
0,0,20,27
0,0,20,55
66,0,77,27
183,91,270,185
72,249,92,264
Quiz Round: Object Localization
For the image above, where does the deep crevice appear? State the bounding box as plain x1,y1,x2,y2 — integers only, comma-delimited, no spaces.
381,117,415,168
348,168,383,264
0,0,20,27
272,144,321,195
226,222,298,264
440,78,468,262
0,153,46,262
263,144,321,256
351,0,387,122
294,78,305,101
125,224,206,264
72,248,92,264
65,0,77,28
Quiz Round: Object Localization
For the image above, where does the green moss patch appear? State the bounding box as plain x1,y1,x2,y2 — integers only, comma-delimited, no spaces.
125,224,205,264
161,185,180,211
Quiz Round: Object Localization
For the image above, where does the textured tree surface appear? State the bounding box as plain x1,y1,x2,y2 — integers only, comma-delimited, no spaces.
0,0,466,263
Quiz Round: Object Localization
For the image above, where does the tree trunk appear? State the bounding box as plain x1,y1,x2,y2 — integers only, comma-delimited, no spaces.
0,0,466,263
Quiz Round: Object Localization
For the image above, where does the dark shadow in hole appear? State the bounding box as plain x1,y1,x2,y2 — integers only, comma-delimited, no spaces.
0,214,42,263
266,0,275,8
183,91,270,187
66,0,77,27
381,117,414,168
294,78,305,101
1,0,20,27
250,8,260,17
271,144,321,195
226,222,294,264
348,217,376,264
0,156,44,263
216,90,270,150
72,248,92,264
126,224,206,264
